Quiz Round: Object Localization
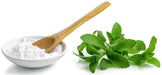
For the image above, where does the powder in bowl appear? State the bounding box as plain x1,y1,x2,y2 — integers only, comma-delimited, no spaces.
4,37,63,60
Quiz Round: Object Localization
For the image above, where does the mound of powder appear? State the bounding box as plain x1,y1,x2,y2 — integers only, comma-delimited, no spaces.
5,38,62,60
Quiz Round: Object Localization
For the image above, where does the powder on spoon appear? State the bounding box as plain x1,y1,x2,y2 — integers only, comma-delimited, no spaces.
5,38,63,60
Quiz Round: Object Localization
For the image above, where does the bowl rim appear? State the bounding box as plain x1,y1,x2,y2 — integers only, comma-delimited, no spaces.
1,36,67,61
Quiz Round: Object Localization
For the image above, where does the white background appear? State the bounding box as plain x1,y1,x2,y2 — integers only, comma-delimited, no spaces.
0,0,162,75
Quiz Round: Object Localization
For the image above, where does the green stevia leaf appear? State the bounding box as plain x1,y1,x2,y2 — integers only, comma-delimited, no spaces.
146,46,155,54
77,42,86,56
86,44,100,55
86,55,99,63
129,54,147,66
149,36,157,47
129,54,141,65
128,40,146,54
110,35,125,44
108,52,129,68
86,56,96,63
89,61,98,73
73,52,87,59
81,34,106,49
96,30,106,42
141,37,157,61
142,52,154,60
133,40,146,50
147,57,160,67
145,36,157,53
77,42,86,52
106,31,113,43
116,39,136,51
111,22,122,39
99,58,112,70
141,37,157,59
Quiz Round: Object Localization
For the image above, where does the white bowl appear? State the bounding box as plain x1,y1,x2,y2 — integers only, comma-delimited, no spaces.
1,36,67,68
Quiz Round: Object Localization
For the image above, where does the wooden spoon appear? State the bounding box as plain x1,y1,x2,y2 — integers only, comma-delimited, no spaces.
33,1,111,53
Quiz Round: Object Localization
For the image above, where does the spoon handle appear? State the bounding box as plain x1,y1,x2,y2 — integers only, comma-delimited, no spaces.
52,1,110,39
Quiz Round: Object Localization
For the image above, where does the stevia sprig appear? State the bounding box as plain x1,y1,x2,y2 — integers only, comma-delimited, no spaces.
73,22,160,73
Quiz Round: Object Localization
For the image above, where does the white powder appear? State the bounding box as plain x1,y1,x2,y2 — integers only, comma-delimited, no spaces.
5,38,63,60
